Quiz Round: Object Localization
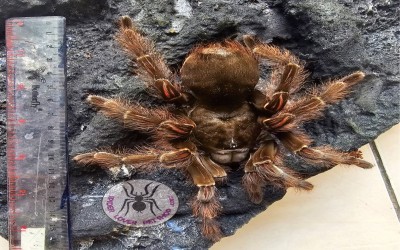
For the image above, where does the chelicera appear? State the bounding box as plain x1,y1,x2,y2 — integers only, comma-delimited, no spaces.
74,16,372,241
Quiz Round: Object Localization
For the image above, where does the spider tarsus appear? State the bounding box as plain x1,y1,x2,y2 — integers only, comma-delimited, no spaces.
192,186,223,241
202,218,223,242
348,158,374,169
340,71,365,86
289,176,314,191
242,172,265,204
73,152,122,168
242,34,257,50
297,146,374,170
119,15,133,29
86,95,105,106
348,149,363,159
263,164,313,191
72,152,95,164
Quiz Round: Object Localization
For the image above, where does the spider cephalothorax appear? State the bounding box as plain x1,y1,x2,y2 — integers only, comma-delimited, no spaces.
74,16,372,241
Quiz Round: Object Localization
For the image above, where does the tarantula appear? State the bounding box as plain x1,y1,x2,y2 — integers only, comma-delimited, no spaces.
73,16,372,241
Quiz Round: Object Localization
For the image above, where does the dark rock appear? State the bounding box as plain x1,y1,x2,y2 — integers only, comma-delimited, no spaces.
0,41,6,239
0,0,109,36
283,0,400,152
0,0,399,249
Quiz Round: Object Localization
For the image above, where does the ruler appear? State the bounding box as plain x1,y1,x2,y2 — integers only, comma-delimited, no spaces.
6,17,70,249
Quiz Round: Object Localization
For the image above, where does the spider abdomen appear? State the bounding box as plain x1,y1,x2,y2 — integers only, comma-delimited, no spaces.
190,103,261,164
180,41,259,105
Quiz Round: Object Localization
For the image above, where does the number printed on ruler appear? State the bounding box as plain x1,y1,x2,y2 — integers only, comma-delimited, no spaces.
6,17,69,250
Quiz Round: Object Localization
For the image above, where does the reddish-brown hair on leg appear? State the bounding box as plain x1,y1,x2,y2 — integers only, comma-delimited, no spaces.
191,186,223,241
244,35,308,93
86,95,195,140
242,171,266,204
265,71,367,132
243,141,313,204
298,146,373,169
277,131,373,169
116,16,190,103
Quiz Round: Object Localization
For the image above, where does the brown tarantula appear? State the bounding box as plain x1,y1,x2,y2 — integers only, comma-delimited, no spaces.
73,16,372,241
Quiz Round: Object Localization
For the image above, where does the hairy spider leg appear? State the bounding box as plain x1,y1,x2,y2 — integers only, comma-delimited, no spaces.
191,185,222,242
262,71,366,132
187,154,228,242
244,35,308,116
252,63,300,131
74,137,227,241
253,63,300,115
86,95,195,141
244,35,307,92
116,16,190,103
243,140,313,204
277,130,373,169
73,147,192,169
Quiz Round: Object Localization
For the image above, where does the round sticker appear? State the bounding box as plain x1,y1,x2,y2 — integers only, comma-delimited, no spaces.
102,179,179,227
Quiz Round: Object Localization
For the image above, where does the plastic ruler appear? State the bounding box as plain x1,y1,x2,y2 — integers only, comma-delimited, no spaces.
6,17,70,249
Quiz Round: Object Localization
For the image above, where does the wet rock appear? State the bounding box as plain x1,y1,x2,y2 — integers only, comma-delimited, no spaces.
0,0,399,249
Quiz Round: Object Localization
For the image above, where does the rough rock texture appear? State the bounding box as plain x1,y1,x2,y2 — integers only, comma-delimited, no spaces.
0,0,399,249
0,41,6,240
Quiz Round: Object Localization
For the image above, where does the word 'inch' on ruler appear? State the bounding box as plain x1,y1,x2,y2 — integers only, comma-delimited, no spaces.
6,17,70,250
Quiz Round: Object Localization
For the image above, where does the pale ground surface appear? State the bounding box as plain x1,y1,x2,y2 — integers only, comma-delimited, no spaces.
212,124,400,250
1,124,399,250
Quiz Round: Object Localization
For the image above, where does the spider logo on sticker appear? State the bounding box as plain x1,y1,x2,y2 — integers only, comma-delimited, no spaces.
102,179,178,227
118,182,161,216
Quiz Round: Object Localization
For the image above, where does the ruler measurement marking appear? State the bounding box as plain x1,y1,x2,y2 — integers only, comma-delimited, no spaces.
7,17,69,249
34,133,43,217
6,19,19,246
